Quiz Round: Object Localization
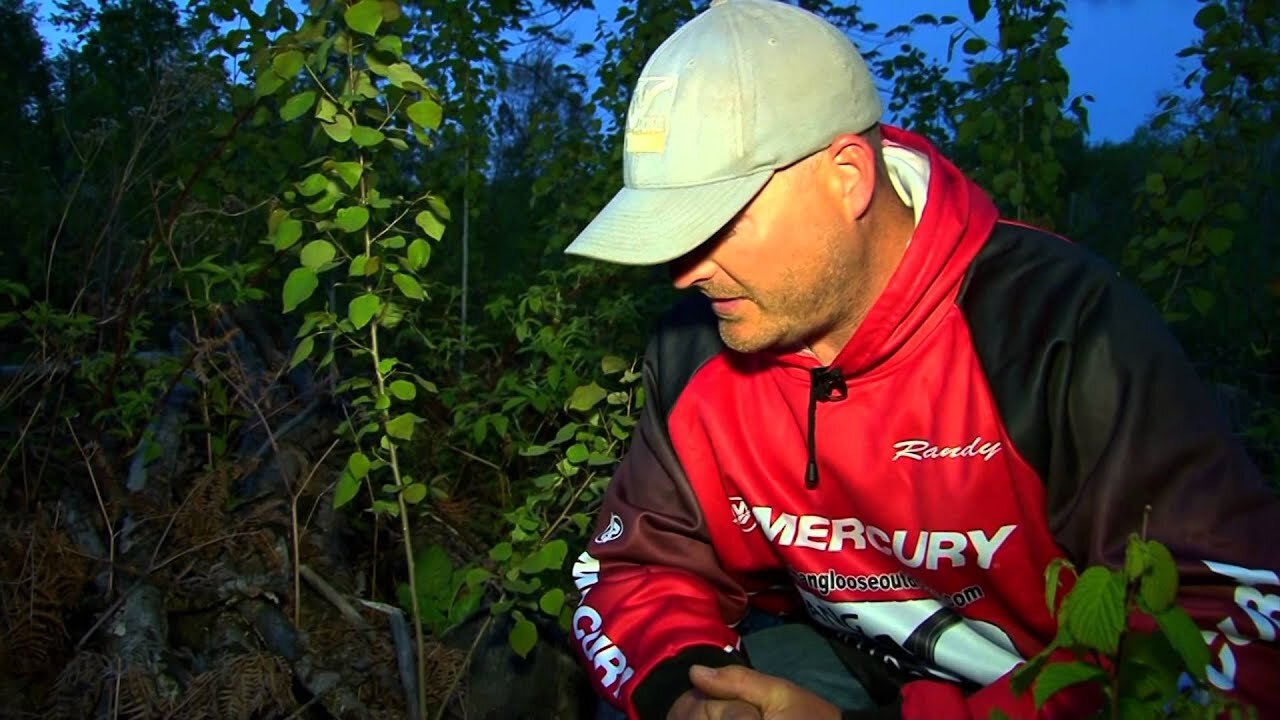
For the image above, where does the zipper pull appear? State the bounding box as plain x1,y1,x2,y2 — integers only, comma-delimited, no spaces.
806,366,847,489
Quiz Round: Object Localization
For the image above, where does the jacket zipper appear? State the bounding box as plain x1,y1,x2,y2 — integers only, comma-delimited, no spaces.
806,366,848,489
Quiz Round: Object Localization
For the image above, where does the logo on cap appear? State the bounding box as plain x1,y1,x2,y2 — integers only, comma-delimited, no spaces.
626,76,678,154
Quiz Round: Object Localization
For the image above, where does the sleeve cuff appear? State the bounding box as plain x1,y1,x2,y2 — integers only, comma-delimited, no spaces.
632,644,749,720
842,702,902,720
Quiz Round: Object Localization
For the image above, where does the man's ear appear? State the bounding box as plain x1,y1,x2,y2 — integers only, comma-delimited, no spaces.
822,132,878,221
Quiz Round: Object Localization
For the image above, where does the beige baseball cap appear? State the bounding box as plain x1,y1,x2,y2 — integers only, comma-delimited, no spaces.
564,0,882,266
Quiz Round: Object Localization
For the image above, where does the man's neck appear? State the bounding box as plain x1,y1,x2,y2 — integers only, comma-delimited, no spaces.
806,192,916,366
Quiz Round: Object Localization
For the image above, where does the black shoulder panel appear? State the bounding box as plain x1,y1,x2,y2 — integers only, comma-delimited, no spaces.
647,292,725,420
955,223,1117,500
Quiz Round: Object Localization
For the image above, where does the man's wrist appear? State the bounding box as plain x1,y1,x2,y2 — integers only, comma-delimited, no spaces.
632,645,749,720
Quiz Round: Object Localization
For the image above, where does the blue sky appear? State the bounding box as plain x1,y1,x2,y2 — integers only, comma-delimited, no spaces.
35,0,1204,144
552,0,1205,144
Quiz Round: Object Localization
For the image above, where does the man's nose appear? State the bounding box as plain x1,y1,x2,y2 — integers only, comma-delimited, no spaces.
668,246,717,289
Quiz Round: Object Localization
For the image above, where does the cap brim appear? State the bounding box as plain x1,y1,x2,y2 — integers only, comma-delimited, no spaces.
563,168,774,266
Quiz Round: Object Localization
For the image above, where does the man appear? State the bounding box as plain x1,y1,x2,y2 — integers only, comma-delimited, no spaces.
562,1,1280,718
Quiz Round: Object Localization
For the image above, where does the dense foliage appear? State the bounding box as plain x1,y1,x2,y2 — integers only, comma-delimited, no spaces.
0,0,1275,718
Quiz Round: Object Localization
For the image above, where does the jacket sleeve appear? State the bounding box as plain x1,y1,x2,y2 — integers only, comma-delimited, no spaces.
902,268,1280,720
1038,271,1280,717
570,330,753,720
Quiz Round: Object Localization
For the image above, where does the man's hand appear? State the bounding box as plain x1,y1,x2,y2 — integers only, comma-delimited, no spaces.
666,687,762,720
666,664,842,720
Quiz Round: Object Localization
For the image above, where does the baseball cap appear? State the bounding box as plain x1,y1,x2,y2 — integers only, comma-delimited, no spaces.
563,0,882,266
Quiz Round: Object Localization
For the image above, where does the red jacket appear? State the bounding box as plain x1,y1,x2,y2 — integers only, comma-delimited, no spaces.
571,126,1280,719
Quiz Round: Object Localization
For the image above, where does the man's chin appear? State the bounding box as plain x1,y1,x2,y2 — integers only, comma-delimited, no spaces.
717,321,775,355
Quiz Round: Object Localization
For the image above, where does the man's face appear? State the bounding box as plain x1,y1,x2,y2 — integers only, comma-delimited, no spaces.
668,157,864,355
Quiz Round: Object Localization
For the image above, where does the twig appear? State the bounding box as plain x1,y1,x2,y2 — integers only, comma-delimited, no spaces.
446,444,503,472
152,531,261,573
540,470,598,545
0,398,42,480
299,564,368,627
98,99,262,419
283,693,326,720
255,399,322,461
66,418,116,598
292,437,341,626
76,584,138,650
112,655,122,720
434,614,493,720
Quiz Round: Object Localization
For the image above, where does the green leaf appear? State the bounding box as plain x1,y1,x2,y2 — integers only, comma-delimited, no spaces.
289,336,314,369
402,483,427,504
415,210,446,240
348,451,370,480
1045,557,1074,615
385,413,416,440
348,293,381,329
1124,534,1151,583
283,268,318,312
272,217,303,251
466,568,491,589
389,379,416,400
385,62,427,90
351,126,385,147
407,99,443,130
334,470,360,509
255,69,285,98
375,34,403,57
315,96,338,122
519,551,547,574
414,544,453,601
968,0,991,22
1188,288,1215,316
406,238,431,270
300,239,336,270
539,539,569,569
1033,661,1107,709
272,50,305,79
351,71,378,99
427,195,452,221
962,37,987,55
1121,633,1182,701
565,443,589,464
1176,189,1206,222
296,173,327,197
509,618,537,659
601,355,629,374
347,254,369,276
1203,227,1233,256
322,114,353,143
539,588,565,616
332,161,363,189
568,382,607,412
344,0,382,35
1194,3,1226,29
393,273,424,300
489,542,513,562
1062,566,1126,655
1155,606,1210,682
1143,173,1166,196
280,90,316,121
335,206,370,233
1137,540,1179,613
